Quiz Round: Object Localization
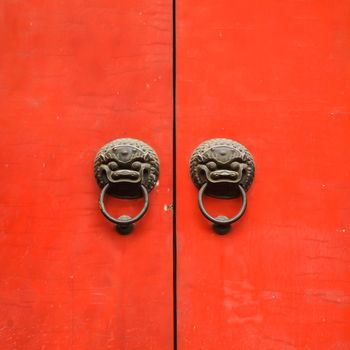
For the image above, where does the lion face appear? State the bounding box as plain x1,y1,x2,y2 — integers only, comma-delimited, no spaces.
94,139,159,198
190,139,255,198
98,146,151,185
197,146,248,185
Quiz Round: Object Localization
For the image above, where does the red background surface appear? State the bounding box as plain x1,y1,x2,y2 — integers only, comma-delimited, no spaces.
0,1,173,349
1,0,350,349
177,1,350,349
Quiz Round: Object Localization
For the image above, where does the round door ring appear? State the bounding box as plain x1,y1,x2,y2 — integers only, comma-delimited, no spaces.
99,183,149,234
198,183,247,235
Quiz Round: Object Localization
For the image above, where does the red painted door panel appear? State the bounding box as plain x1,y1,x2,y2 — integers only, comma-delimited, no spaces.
0,1,173,349
2,1,350,349
177,1,350,349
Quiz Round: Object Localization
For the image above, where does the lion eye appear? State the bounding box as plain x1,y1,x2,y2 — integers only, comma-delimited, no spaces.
131,161,142,170
108,161,118,171
230,162,240,171
206,161,217,170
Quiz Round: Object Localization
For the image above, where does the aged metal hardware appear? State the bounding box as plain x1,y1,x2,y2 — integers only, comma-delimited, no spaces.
94,138,159,234
190,138,255,234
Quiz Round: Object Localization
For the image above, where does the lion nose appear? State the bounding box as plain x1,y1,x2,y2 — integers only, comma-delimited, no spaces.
211,170,239,179
111,170,140,181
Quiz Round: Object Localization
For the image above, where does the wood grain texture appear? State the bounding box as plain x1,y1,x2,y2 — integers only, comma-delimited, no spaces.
176,1,350,349
0,1,173,349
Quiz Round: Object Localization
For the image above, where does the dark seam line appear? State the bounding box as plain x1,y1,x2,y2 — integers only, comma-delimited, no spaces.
172,0,177,347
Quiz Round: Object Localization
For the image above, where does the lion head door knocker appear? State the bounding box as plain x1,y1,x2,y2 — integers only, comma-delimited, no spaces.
190,138,255,234
94,138,159,234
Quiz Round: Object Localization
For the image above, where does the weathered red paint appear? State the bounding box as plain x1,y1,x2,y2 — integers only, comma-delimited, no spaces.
177,1,350,349
0,1,173,349
2,0,350,349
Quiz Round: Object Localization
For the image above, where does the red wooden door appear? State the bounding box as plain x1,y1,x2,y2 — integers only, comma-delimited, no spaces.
177,1,350,349
2,1,350,349
0,1,173,349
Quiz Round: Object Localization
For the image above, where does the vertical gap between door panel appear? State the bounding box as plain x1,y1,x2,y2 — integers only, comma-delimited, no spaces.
172,0,177,348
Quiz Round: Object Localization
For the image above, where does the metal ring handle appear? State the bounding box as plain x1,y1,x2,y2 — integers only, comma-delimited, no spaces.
198,183,247,232
99,183,149,233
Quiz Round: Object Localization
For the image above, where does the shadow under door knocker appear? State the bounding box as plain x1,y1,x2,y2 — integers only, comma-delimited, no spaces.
190,138,255,234
94,138,159,234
